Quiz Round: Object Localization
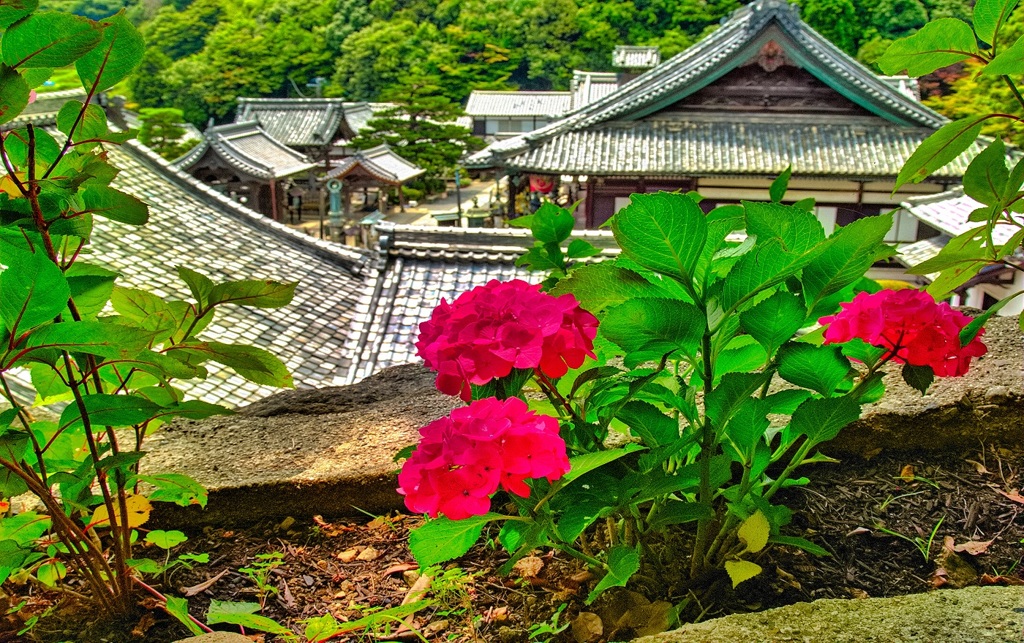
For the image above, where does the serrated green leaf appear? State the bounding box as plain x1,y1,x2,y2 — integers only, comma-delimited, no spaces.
562,444,643,486
164,596,203,636
963,139,1009,206
769,166,792,203
649,500,714,529
81,185,148,225
58,393,161,429
109,287,176,340
0,0,37,29
695,204,745,287
207,279,297,309
0,247,69,336
788,395,861,446
587,545,639,603
984,35,1024,75
739,290,806,356
408,513,505,568
36,560,66,586
895,117,984,190
720,239,811,313
974,0,1021,45
0,65,30,125
556,499,606,542
550,263,678,313
206,600,292,635
0,432,29,496
530,202,575,244
75,13,144,92
0,512,50,543
744,201,825,254
803,213,894,309
1,11,102,68
901,363,934,395
176,266,214,307
66,262,118,319
615,401,678,447
960,290,1024,345
723,398,770,464
602,298,705,367
56,101,107,141
16,320,153,365
611,192,707,283
566,238,601,259
877,19,977,76
135,473,207,508
705,372,768,428
169,341,293,387
778,343,852,396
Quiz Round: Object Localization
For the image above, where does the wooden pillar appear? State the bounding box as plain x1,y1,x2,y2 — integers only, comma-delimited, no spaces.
269,179,279,221
507,174,518,219
398,184,405,213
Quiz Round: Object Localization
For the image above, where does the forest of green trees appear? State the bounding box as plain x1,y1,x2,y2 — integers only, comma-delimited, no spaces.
40,0,1022,146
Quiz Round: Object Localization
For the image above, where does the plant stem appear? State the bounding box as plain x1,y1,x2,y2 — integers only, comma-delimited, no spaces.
690,332,716,578
134,577,214,634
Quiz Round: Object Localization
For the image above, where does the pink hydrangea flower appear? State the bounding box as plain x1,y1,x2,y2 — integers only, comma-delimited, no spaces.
416,279,599,400
819,289,987,377
398,397,571,520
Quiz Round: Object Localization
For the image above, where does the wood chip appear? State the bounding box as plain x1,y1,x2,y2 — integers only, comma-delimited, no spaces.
182,569,229,596
512,555,544,579
356,546,380,561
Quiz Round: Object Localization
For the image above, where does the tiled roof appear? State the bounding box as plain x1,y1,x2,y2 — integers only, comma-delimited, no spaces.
236,97,348,147
340,224,618,383
338,103,392,140
497,118,976,179
467,0,948,171
89,142,372,407
465,91,573,118
895,236,948,276
571,71,620,109
5,89,88,127
175,121,316,180
902,188,1022,246
613,45,661,69
326,144,425,184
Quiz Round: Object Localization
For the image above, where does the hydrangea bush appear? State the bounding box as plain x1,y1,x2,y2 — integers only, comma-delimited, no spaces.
399,183,989,610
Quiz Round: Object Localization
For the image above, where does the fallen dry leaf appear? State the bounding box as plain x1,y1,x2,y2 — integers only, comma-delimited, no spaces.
131,611,156,638
996,489,1024,504
847,588,870,599
482,606,509,624
980,573,1024,586
382,562,418,576
572,612,603,643
182,569,229,596
338,547,362,563
898,464,915,482
512,555,545,579
967,459,990,475
846,527,871,537
953,539,995,556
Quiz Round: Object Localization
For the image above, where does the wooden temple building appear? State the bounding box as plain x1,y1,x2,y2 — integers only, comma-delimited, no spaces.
175,98,426,226
174,121,316,220
465,0,972,243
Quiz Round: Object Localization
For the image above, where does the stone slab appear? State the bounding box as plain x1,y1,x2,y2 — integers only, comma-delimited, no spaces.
635,586,1024,643
145,317,1023,526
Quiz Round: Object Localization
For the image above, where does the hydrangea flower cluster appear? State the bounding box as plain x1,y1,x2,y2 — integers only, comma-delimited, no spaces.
416,279,599,400
819,289,987,376
398,397,571,520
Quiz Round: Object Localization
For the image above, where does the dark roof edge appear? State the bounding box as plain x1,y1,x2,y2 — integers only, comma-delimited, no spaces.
122,139,372,276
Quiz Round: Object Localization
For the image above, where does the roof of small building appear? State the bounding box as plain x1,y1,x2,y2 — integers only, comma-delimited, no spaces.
467,0,951,174
495,117,973,179
612,45,661,69
901,188,1023,245
465,90,573,118
325,144,425,184
236,97,349,147
174,120,317,180
6,89,88,127
571,71,621,110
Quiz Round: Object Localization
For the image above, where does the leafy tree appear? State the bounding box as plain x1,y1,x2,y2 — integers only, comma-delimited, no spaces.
351,76,483,188
801,0,860,55
137,107,199,160
871,0,927,39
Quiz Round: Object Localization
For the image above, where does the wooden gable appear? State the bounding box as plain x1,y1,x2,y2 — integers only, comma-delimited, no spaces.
647,41,875,120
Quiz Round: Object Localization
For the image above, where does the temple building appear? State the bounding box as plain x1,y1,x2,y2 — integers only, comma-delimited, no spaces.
466,0,974,242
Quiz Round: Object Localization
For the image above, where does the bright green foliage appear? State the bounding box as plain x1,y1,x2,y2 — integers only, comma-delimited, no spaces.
137,107,197,160
349,75,481,188
407,189,898,608
0,1,298,620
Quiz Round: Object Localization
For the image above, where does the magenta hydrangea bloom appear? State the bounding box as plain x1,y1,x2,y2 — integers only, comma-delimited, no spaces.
398,397,571,520
416,279,599,401
818,289,987,377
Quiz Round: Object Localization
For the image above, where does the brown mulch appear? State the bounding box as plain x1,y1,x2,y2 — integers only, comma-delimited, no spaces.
5,443,1024,642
